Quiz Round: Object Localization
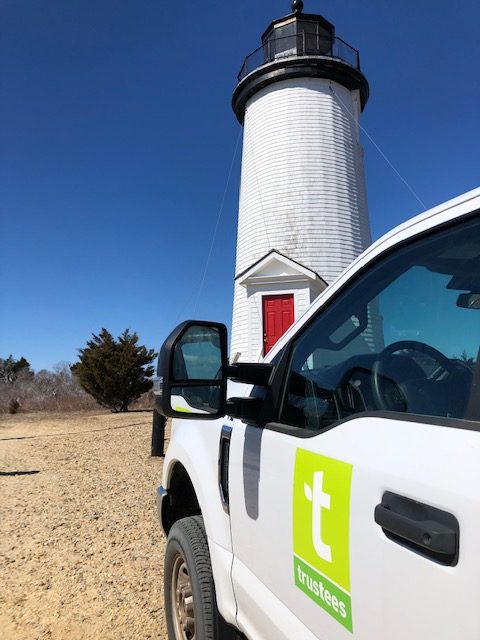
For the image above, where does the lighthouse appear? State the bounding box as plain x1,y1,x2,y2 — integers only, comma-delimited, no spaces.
230,1,372,362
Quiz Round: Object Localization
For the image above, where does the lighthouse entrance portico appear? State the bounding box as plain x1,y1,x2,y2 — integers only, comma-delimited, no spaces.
234,250,327,361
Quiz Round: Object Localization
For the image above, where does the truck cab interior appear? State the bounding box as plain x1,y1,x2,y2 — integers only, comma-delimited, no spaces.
279,214,480,430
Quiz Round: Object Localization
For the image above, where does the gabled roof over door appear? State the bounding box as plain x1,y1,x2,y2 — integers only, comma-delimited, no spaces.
236,249,328,292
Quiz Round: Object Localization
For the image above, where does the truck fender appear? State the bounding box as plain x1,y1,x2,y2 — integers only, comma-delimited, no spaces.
160,417,238,626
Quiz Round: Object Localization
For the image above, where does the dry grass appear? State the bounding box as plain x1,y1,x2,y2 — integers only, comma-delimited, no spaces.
0,411,168,639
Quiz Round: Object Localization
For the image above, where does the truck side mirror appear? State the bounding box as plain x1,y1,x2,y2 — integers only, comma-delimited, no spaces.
157,321,228,420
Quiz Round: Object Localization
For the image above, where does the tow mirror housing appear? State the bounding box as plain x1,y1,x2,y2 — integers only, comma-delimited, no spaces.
156,320,275,423
156,321,228,420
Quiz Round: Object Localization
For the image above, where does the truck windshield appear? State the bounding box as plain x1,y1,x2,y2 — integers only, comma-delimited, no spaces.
280,212,480,430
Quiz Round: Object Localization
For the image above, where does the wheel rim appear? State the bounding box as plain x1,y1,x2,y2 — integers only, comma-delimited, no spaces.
171,553,195,640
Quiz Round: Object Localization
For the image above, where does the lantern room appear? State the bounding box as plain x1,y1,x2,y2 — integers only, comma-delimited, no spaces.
261,0,334,61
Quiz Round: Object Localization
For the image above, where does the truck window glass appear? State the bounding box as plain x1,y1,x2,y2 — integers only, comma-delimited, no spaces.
279,214,480,430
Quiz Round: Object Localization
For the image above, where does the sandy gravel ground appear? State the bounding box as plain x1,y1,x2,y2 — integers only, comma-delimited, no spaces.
0,411,168,640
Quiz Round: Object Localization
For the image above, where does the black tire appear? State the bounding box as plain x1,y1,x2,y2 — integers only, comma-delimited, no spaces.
164,516,221,640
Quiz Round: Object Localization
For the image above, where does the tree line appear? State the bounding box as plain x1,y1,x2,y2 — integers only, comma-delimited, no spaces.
1,329,156,414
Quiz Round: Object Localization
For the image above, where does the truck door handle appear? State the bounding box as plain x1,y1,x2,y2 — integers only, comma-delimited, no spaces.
374,492,459,566
375,505,456,554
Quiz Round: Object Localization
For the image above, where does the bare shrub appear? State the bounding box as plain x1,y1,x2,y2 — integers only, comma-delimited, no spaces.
0,363,98,414
130,389,155,411
8,399,20,414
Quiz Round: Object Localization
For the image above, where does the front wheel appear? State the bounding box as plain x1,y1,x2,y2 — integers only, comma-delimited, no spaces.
164,516,221,640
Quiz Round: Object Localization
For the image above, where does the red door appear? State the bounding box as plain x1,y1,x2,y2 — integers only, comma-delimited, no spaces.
262,294,294,355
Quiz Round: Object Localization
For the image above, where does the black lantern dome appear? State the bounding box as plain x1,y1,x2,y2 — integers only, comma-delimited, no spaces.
233,2,369,123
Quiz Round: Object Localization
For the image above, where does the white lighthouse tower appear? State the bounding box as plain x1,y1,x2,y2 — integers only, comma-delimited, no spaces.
230,1,372,361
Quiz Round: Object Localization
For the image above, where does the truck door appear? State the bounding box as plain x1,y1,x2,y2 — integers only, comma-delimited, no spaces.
228,212,480,640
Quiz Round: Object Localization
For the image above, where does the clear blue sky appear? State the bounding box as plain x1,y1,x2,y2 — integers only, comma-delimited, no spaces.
1,0,479,371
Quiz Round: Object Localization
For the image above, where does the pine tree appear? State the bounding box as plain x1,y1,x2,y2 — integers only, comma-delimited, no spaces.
72,329,156,412
0,356,32,383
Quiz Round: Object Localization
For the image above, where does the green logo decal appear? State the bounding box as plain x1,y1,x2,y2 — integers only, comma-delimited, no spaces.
293,449,353,632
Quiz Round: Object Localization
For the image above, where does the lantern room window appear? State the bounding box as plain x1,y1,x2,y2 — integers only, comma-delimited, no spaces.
262,12,334,62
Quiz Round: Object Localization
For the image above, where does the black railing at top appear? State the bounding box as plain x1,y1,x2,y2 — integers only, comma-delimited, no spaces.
237,33,360,81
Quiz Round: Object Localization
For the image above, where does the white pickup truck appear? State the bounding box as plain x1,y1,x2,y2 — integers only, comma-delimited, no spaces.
155,188,480,640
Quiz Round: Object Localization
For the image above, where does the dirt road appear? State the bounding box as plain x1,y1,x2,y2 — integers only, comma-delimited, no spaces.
0,411,167,639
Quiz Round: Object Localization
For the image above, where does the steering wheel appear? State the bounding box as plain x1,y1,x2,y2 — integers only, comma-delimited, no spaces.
371,340,452,412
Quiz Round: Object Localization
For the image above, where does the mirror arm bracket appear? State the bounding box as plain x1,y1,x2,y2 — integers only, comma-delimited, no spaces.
226,362,273,386
226,397,263,423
